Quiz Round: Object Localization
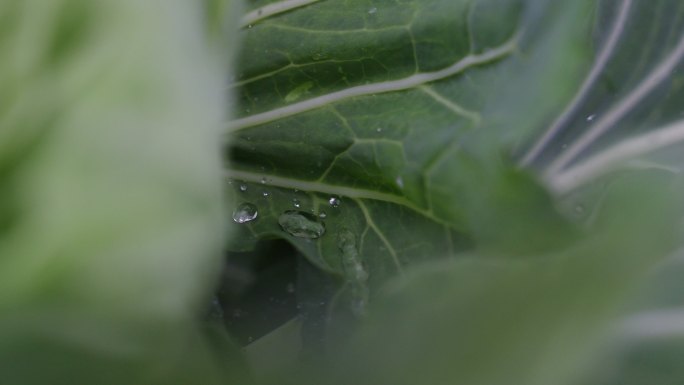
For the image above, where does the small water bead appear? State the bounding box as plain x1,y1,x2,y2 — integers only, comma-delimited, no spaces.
395,176,404,189
239,184,248,192
368,7,377,14
586,114,596,122
262,191,270,197
319,212,327,219
311,52,329,61
278,211,326,239
293,198,301,208
232,203,258,224
329,197,340,207
260,177,267,184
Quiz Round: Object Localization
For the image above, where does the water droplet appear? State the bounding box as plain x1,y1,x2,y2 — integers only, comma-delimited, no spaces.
239,184,248,192
586,114,596,122
311,52,329,61
260,177,267,184
233,203,258,224
278,211,326,239
262,191,270,197
376,127,383,133
396,176,404,189
329,197,340,207
319,212,327,219
247,24,253,29
368,7,377,14
293,198,301,208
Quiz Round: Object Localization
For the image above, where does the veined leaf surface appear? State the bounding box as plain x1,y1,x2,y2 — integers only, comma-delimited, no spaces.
226,0,594,280
225,0,684,364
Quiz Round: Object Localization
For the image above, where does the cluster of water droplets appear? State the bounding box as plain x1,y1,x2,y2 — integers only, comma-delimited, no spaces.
230,180,344,241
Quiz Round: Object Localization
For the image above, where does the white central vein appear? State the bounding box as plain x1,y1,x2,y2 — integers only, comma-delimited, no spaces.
549,118,684,193
520,0,633,166
227,37,518,132
229,169,412,206
620,309,684,340
227,169,455,230
545,31,684,177
241,0,323,28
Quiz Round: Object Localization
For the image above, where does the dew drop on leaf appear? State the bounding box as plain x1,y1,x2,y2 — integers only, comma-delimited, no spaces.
329,197,340,207
239,184,247,192
232,203,258,224
293,198,301,208
278,211,326,239
319,212,327,219
586,114,596,121
368,7,377,14
311,52,329,61
396,176,404,189
262,191,270,197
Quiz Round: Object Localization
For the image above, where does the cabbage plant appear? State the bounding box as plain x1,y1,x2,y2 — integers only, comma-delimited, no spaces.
4,1,684,384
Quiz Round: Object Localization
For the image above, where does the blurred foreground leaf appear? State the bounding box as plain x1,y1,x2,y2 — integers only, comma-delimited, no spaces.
0,1,248,384
318,172,684,385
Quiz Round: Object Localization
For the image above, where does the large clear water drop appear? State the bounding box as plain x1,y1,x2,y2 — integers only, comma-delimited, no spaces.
233,203,258,224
